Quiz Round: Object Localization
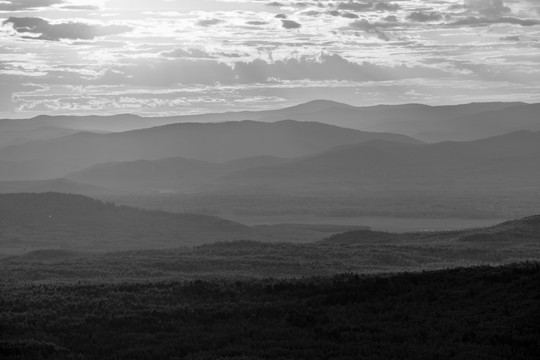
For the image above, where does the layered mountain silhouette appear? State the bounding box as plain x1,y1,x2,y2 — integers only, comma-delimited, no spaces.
66,155,289,191
0,193,370,251
0,120,418,180
0,192,257,250
220,130,540,190
0,178,105,194
2,100,536,144
0,125,82,147
321,214,540,246
64,129,540,193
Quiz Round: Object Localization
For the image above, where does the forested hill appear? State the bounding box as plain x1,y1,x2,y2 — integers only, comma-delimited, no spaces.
1,263,539,360
320,214,540,245
0,192,258,250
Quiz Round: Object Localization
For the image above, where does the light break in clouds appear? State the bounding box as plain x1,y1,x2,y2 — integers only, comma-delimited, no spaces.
0,0,540,117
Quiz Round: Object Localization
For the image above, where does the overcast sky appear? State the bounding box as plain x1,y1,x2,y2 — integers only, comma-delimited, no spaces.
1,0,539,118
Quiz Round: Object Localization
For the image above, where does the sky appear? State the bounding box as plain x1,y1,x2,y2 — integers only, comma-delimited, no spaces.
1,0,540,118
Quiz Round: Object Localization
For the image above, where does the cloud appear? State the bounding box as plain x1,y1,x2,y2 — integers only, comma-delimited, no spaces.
499,35,520,41
449,16,540,27
59,5,100,11
95,54,447,87
0,0,63,11
465,0,511,17
281,20,301,29
328,10,359,19
2,17,131,41
161,48,215,59
348,19,389,41
407,12,443,22
196,19,223,27
246,20,269,25
336,1,400,12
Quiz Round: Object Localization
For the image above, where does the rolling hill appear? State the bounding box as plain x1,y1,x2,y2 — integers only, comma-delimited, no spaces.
66,155,290,191
0,192,371,252
0,178,106,195
2,213,540,280
2,101,537,146
220,130,540,190
0,120,419,181
321,214,540,246
0,192,258,250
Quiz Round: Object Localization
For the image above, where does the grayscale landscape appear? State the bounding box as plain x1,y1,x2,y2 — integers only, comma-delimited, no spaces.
1,0,539,359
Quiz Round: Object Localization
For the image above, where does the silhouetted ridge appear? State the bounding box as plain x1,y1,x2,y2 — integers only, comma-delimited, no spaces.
320,213,540,245
0,119,419,180
0,192,256,249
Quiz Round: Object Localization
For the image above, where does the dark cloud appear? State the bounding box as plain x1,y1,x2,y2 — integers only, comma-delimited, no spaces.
465,0,511,17
348,19,389,41
267,2,284,7
196,19,223,27
328,10,359,19
337,1,400,12
340,12,359,19
499,35,520,41
449,16,540,27
246,21,269,25
275,14,287,19
407,11,443,22
59,5,100,11
0,0,62,11
2,17,131,41
383,15,398,22
161,48,214,59
281,20,301,29
373,2,400,12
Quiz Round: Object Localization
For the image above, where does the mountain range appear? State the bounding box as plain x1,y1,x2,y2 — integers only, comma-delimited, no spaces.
0,192,370,252
2,100,537,145
0,119,419,181
60,129,540,194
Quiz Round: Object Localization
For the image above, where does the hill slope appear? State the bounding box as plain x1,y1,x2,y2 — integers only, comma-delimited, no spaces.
0,192,258,250
2,101,535,143
0,179,106,195
222,130,540,190
321,214,540,246
66,155,290,191
1,263,539,359
0,120,419,180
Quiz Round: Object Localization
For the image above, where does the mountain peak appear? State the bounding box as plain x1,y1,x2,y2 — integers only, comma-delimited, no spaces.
283,99,354,113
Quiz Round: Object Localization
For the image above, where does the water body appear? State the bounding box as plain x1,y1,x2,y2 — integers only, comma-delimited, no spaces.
228,215,505,233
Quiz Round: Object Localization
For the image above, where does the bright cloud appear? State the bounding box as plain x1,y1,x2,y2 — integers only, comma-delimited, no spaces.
0,0,539,117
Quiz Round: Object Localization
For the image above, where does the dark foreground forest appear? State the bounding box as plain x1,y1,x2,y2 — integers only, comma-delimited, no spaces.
1,263,539,360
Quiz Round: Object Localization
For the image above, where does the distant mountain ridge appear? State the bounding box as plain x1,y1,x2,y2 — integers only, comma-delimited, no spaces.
219,129,540,190
50,129,540,193
320,214,540,246
2,100,535,143
66,155,290,191
0,119,419,181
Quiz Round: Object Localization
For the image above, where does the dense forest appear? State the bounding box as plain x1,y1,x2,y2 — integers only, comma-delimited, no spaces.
2,210,540,282
1,263,539,360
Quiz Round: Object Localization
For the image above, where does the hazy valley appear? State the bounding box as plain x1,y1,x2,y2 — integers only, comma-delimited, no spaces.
2,100,540,360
